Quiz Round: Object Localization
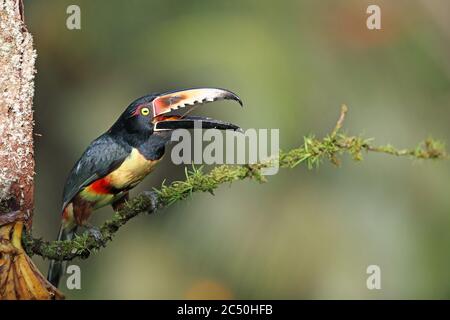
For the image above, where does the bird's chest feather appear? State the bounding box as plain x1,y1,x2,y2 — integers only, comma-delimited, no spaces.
79,147,161,209
107,148,160,189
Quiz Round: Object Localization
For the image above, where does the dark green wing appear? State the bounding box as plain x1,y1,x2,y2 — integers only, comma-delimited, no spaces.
61,133,131,211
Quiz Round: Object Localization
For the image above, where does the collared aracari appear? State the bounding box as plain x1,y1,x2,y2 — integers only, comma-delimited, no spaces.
47,88,243,287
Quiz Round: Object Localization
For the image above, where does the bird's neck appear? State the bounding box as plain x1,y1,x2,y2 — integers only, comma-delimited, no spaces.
109,128,169,160
139,133,169,160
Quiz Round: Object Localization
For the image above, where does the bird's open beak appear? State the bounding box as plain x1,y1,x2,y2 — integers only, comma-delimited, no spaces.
151,88,243,132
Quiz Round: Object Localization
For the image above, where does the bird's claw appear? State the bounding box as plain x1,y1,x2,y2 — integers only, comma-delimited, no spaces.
84,225,103,243
141,191,159,214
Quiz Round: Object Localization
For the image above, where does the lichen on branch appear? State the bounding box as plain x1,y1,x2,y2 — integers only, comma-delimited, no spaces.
22,105,448,261
0,0,36,209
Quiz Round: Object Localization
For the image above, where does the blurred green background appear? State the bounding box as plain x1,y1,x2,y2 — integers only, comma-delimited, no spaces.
25,0,450,299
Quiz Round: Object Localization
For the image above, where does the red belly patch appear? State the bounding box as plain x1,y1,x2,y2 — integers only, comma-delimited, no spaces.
88,177,112,194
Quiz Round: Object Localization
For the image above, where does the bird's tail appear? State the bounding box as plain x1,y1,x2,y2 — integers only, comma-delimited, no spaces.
47,225,76,288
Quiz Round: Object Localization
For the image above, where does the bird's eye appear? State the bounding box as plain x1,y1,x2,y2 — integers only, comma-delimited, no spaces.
140,107,150,116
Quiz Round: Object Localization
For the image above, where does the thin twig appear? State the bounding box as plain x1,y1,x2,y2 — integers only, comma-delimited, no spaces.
331,104,348,138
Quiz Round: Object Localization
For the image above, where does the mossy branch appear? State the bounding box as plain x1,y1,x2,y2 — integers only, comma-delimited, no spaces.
22,105,448,261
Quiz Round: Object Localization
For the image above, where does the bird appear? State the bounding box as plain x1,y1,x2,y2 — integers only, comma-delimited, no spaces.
47,88,243,288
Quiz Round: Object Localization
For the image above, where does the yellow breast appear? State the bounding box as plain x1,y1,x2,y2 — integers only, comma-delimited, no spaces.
107,148,160,189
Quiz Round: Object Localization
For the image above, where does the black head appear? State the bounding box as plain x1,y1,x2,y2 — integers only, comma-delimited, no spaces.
109,94,157,135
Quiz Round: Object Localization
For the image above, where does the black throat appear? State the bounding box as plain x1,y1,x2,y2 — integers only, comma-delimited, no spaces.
109,128,169,161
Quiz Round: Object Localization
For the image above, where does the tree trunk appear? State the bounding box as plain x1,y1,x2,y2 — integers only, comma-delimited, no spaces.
0,0,62,299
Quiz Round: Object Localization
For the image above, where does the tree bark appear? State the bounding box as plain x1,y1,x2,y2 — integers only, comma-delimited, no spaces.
0,0,62,300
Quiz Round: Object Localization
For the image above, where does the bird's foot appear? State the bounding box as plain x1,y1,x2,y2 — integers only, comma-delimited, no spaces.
82,224,104,243
141,191,159,214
